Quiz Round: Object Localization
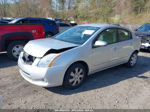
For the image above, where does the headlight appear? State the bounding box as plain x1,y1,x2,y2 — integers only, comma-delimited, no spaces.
38,54,61,67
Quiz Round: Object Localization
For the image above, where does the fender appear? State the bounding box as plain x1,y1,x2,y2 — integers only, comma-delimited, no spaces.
0,32,33,51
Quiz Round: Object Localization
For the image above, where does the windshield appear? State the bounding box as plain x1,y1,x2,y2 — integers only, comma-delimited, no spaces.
54,26,100,44
9,18,21,24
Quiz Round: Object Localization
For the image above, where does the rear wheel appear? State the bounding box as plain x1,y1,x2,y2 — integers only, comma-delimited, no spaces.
126,52,138,67
63,63,87,89
7,41,26,61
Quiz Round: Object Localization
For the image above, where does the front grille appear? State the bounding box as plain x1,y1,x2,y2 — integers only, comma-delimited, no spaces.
22,52,36,65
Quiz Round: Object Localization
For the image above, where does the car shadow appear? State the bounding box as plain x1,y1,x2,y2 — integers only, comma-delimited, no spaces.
46,55,150,95
0,53,17,68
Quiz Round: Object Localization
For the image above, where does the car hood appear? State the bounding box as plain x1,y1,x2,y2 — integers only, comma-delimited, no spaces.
24,38,78,57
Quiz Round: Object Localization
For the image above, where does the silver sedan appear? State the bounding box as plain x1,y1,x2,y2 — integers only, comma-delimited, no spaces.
18,24,141,89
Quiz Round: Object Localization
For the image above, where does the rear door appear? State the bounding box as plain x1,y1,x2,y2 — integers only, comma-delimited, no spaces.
115,29,133,63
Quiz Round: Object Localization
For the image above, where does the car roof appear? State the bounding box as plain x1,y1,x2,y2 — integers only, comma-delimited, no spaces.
79,24,118,27
79,24,130,30
9,17,56,24
26,18,55,21
56,21,70,24
13,17,55,22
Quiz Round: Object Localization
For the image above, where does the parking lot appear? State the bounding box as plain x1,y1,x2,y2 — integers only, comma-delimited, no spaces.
0,51,150,109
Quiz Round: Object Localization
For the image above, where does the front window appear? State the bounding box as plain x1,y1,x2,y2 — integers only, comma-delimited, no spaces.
54,26,100,44
96,29,117,44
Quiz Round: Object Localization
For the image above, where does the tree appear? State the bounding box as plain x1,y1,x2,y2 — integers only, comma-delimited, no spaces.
131,0,148,14
0,0,9,17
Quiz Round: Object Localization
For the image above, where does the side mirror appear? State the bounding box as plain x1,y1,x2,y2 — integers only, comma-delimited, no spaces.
94,40,107,47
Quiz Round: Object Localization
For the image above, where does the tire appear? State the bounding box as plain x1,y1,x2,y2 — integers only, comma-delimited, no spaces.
63,63,87,89
126,52,138,67
7,41,26,61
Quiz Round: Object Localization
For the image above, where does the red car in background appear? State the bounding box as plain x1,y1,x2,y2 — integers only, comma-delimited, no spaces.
0,24,45,60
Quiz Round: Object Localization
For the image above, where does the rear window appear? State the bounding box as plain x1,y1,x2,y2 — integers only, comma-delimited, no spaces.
118,29,132,41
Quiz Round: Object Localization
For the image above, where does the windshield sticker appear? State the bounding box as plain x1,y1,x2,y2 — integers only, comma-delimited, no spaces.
83,30,95,35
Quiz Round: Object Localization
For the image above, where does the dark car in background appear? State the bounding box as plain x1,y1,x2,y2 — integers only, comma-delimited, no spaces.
135,24,150,50
9,18,59,37
56,22,72,32
55,18,77,26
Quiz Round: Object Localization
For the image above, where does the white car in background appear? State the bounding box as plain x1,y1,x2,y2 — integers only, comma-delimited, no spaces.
18,24,141,89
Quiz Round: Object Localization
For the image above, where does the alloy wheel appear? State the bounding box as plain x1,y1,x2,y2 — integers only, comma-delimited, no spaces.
130,53,138,67
69,67,85,86
12,45,23,58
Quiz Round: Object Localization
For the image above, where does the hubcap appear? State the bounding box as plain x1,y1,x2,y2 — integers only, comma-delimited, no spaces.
69,67,84,86
130,53,137,66
12,45,23,58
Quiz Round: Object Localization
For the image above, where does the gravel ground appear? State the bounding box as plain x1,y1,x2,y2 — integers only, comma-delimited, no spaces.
0,51,150,109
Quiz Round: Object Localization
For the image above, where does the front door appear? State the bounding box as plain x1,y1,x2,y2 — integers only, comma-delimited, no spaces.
91,28,119,71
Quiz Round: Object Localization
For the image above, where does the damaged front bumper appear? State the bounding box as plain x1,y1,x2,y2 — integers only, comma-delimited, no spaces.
18,52,66,87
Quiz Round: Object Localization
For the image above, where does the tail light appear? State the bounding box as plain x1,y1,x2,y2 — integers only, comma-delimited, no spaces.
36,29,44,35
56,26,59,31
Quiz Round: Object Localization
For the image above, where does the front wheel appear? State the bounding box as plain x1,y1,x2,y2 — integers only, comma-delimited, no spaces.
7,41,26,61
63,63,87,89
126,52,138,67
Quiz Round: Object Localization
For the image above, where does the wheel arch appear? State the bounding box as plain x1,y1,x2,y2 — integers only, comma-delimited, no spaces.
63,60,89,82
62,60,89,89
1,32,33,50
72,61,89,74
134,50,139,54
128,50,139,61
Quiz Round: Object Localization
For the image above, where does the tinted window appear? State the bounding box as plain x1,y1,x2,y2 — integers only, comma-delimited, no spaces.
18,20,29,24
96,29,117,44
118,29,131,41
